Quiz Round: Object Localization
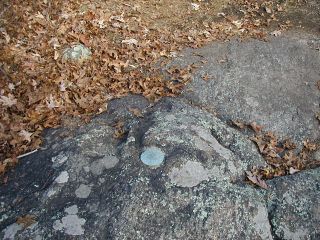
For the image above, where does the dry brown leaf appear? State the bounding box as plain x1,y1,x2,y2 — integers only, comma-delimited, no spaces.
79,34,90,46
245,171,268,189
128,108,143,118
289,167,300,175
0,163,6,175
316,112,320,122
270,30,281,37
113,121,126,139
283,139,296,150
4,157,19,166
250,135,266,153
122,38,138,46
232,119,246,129
218,59,227,64
16,215,37,229
19,130,33,142
265,7,272,14
202,74,210,81
46,94,59,109
249,122,263,133
303,140,317,151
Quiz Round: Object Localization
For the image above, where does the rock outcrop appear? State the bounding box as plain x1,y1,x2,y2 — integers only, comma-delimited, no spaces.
1,32,319,239
0,98,319,239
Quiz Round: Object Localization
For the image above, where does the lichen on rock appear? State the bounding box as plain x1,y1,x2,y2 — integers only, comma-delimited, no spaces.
53,205,86,236
168,161,210,187
62,44,92,62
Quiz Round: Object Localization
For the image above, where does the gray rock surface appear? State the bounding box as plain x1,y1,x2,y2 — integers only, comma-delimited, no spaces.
62,44,92,62
267,168,320,240
1,32,319,239
171,32,320,142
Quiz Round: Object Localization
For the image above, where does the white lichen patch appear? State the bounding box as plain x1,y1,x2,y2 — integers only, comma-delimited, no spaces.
168,161,210,187
0,215,8,224
126,136,136,143
283,192,295,205
252,204,273,239
227,161,238,175
75,184,92,199
245,96,259,108
191,126,232,159
2,223,23,240
62,44,92,62
281,226,308,240
99,178,105,184
208,166,225,180
164,114,176,121
65,205,78,215
51,154,68,168
53,205,85,236
194,137,212,152
90,156,119,175
46,188,57,198
55,171,69,184
165,135,185,144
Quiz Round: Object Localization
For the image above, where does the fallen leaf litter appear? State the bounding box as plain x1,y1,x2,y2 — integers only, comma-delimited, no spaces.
232,120,320,189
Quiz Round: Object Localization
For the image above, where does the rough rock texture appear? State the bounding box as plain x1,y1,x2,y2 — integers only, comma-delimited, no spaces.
171,32,320,142
267,168,320,240
1,33,319,239
1,98,319,239
62,44,92,62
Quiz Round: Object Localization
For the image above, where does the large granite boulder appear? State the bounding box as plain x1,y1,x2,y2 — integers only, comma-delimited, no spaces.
170,32,320,143
0,98,319,239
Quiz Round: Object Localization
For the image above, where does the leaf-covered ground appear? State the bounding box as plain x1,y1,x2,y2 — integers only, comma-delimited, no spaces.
0,0,313,176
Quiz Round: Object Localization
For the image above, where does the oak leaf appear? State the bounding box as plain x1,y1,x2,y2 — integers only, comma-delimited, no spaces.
232,120,246,129
19,130,33,142
250,122,263,133
129,108,143,118
16,215,36,229
202,74,210,81
246,171,268,189
289,167,300,175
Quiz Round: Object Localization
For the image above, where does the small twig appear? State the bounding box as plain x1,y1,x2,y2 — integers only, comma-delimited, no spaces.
17,149,38,159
